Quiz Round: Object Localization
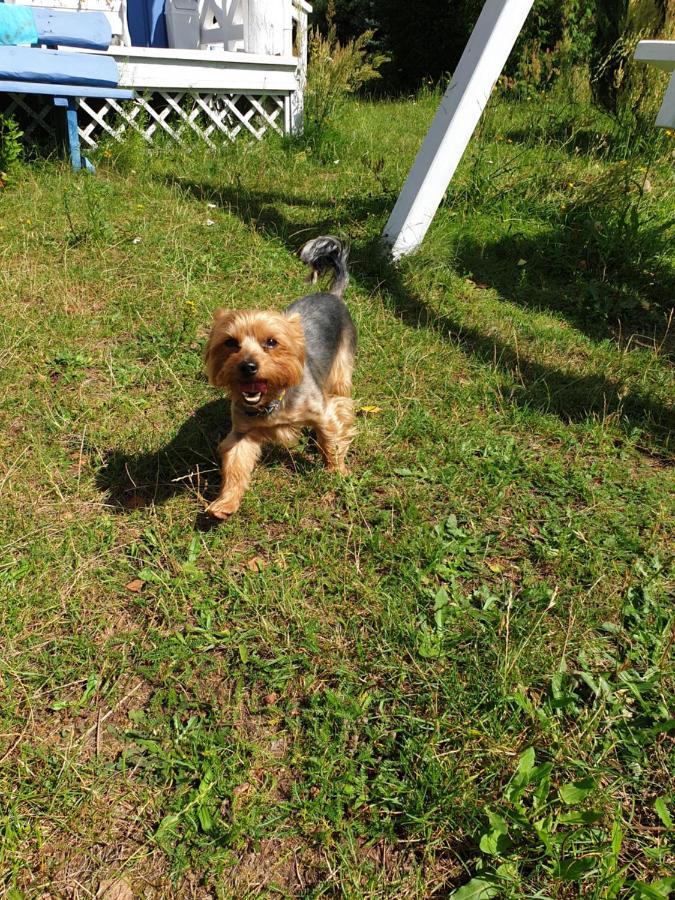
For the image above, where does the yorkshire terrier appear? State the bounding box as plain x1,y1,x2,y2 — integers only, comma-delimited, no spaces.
204,236,356,519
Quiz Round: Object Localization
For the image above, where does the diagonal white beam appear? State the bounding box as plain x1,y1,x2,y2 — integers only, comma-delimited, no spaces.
382,0,534,260
634,40,675,128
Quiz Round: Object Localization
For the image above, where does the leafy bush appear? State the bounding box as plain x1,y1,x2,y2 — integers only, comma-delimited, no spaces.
304,2,388,148
311,0,673,116
0,113,23,177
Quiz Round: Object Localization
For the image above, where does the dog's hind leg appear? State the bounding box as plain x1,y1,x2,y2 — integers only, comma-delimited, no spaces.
323,331,355,398
315,397,355,475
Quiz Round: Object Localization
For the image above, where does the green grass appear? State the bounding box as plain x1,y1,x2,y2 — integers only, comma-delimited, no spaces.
0,88,673,897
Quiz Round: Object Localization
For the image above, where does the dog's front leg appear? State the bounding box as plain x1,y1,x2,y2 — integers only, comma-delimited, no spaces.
206,431,261,519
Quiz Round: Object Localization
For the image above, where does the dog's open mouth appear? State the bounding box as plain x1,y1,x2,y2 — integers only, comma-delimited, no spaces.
240,380,268,405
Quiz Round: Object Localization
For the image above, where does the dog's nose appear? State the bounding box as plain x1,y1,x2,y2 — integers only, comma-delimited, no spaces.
239,359,258,377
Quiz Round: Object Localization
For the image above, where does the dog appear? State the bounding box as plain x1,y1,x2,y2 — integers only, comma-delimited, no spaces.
204,236,356,519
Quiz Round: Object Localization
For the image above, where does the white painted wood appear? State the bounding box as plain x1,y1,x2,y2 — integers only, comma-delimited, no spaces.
654,74,675,127
289,0,309,133
383,0,534,260
199,0,245,51
245,0,285,56
100,45,297,66
634,40,675,72
634,39,675,129
83,45,298,91
77,90,284,146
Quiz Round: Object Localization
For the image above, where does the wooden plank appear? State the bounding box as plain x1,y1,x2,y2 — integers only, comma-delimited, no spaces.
245,0,286,55
1,79,133,98
634,40,675,128
382,0,534,260
99,44,298,67
58,45,299,92
104,49,297,91
0,45,120,86
32,7,112,51
655,72,675,127
634,40,675,73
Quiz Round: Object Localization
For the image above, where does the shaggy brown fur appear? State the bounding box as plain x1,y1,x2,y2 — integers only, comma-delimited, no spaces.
204,239,356,519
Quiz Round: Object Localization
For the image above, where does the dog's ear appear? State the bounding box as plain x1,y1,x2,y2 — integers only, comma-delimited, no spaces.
284,312,304,344
283,313,306,384
205,309,238,387
211,307,236,328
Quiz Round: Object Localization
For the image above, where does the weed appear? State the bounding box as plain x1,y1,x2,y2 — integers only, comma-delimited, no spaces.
62,177,117,245
0,113,23,177
303,1,388,153
97,103,150,175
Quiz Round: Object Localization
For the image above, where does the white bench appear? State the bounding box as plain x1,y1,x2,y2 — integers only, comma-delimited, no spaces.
634,40,675,128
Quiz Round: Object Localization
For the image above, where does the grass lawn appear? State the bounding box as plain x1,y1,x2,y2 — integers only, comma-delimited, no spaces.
0,88,673,897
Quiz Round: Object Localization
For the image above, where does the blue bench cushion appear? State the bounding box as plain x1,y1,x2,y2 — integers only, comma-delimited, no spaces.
32,8,112,51
0,5,39,46
0,46,120,87
0,79,133,98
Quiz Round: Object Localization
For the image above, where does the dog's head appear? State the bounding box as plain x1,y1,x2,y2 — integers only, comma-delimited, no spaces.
205,308,305,408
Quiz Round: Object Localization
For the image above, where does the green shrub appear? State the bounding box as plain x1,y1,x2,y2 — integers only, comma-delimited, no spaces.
304,2,388,150
312,0,673,120
0,113,23,177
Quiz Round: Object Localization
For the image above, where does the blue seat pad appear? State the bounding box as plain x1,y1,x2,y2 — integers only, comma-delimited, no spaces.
0,46,120,87
0,79,133,99
32,8,112,51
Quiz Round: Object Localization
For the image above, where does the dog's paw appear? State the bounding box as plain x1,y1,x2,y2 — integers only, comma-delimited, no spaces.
205,496,240,519
325,459,349,476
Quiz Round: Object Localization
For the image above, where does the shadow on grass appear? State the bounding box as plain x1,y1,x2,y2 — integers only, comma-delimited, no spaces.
95,397,324,522
501,112,666,162
450,226,675,340
96,398,229,525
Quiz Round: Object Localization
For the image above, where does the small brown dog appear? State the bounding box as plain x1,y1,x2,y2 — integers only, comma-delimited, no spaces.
204,236,356,519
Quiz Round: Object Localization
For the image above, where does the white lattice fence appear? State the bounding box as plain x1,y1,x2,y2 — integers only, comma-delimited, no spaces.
2,92,59,145
79,91,285,147
1,91,286,153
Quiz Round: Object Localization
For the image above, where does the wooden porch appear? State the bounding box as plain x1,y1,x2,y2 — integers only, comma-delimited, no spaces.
2,0,311,149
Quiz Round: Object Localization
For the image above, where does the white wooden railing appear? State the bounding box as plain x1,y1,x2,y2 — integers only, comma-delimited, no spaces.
196,0,309,57
634,40,675,129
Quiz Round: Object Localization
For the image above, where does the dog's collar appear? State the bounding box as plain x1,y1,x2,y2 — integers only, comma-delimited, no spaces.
240,390,286,418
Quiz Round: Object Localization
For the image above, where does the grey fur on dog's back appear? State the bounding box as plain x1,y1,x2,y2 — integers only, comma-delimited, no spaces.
286,292,356,388
286,235,356,393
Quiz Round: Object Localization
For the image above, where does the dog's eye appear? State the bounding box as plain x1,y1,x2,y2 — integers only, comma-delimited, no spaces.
224,337,239,350
264,338,278,349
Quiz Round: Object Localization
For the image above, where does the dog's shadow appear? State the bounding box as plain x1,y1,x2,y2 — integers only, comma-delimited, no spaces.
95,398,319,528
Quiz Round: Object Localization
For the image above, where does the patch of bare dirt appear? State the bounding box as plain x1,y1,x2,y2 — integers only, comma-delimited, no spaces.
221,837,322,895
13,786,174,899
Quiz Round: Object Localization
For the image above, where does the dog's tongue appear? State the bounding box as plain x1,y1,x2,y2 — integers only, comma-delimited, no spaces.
240,380,268,394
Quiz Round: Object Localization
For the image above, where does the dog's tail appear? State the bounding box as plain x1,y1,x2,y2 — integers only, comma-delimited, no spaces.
300,235,349,299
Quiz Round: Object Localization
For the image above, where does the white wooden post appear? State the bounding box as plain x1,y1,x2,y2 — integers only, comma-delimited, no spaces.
245,0,285,55
289,0,310,134
382,0,534,260
634,40,675,128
